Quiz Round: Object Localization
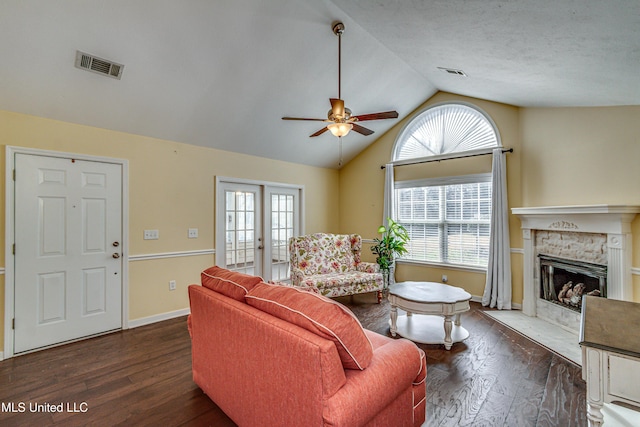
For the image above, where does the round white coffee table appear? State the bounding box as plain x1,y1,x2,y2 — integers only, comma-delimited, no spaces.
389,281,471,350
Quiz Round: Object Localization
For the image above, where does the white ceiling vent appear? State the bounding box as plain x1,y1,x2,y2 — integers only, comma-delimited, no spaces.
75,51,124,80
437,67,467,77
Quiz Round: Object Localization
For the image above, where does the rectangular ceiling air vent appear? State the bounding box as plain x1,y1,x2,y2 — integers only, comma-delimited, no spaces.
437,67,467,77
75,51,124,80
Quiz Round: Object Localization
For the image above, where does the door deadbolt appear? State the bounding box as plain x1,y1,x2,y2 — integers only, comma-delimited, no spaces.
113,241,120,247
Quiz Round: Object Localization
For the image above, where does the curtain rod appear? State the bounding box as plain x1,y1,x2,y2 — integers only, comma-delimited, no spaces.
380,148,513,169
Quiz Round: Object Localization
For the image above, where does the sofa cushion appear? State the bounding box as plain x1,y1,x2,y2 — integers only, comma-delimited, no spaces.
245,282,373,370
300,271,383,290
201,266,263,301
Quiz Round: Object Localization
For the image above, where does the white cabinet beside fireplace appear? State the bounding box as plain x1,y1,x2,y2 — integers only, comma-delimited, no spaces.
580,296,640,427
582,347,640,426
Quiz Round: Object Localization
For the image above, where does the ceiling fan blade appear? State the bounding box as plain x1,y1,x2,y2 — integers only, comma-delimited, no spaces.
310,126,330,137
351,123,374,136
330,98,345,118
352,110,399,122
282,117,327,121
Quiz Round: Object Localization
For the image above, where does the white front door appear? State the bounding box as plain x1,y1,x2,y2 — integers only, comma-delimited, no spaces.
13,153,123,353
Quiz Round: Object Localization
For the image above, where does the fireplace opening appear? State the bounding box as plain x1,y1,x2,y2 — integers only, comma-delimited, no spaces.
539,254,607,312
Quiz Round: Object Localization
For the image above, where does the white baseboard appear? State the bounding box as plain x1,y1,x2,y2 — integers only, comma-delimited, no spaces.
128,308,191,329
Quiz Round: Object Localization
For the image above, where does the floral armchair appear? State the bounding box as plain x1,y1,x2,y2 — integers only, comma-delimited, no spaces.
289,233,384,302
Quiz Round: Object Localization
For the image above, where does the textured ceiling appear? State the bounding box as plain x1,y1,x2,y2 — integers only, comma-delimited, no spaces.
332,0,640,108
1,1,638,169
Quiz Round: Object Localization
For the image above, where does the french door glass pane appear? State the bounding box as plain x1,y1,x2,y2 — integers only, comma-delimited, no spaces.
226,190,255,275
271,193,294,281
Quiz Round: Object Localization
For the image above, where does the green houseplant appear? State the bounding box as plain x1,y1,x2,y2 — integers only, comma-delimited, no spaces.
371,218,409,290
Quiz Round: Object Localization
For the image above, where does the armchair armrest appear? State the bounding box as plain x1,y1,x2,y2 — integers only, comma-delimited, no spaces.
356,261,380,273
290,267,306,286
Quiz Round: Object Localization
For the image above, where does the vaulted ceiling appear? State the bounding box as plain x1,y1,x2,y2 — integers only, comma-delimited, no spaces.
1,1,638,168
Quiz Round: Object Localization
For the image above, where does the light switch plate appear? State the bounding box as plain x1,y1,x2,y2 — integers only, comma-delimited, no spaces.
144,229,159,240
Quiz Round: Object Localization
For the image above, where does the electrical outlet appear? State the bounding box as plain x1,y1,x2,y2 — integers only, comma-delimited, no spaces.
169,280,176,291
188,228,198,238
442,274,448,283
144,229,159,240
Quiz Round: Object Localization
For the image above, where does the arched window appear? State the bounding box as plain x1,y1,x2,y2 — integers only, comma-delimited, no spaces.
390,103,500,268
393,102,500,162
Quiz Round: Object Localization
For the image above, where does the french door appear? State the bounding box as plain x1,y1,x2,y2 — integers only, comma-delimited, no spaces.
216,180,301,281
265,186,300,281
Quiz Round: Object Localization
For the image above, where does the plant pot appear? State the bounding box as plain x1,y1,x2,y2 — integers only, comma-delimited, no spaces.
382,267,394,297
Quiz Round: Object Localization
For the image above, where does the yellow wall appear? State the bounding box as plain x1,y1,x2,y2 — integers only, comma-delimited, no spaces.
520,106,640,206
340,92,523,302
340,93,640,305
0,110,340,351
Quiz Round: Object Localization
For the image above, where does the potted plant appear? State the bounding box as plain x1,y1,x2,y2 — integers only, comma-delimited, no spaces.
371,218,409,291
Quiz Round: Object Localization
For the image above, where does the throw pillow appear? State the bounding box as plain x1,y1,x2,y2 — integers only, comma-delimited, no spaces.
201,266,263,301
245,282,373,370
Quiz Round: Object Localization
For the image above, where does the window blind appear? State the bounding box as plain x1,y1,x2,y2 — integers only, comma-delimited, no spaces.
396,179,492,268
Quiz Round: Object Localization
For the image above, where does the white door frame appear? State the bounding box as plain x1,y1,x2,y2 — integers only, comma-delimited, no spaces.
215,176,304,280
4,146,130,359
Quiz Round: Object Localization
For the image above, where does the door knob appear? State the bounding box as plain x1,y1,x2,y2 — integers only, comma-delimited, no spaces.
112,253,120,259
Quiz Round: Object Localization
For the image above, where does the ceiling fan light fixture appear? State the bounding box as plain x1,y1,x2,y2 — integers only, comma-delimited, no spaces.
328,122,353,137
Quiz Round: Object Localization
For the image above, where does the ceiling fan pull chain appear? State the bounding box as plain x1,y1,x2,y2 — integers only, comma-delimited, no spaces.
338,136,343,167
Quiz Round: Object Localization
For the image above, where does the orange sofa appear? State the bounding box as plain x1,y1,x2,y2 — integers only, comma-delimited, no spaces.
188,266,427,427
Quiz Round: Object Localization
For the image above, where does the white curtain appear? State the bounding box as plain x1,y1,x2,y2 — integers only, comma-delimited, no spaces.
482,149,512,309
383,163,394,224
382,163,396,284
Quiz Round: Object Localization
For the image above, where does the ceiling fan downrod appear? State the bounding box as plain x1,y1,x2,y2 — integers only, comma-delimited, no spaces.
333,22,345,100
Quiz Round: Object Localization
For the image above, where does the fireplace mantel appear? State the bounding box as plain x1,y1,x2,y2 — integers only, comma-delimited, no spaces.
512,205,640,235
512,205,640,322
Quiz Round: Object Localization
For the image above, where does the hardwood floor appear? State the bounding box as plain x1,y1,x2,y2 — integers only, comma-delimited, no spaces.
343,295,587,427
0,296,586,426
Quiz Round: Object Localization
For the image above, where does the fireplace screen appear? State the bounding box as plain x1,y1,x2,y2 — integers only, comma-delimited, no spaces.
539,254,606,312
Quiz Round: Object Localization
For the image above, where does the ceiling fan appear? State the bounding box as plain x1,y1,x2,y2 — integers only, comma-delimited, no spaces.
282,22,399,138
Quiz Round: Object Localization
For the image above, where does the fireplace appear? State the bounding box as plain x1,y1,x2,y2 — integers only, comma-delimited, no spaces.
512,205,640,333
538,254,606,312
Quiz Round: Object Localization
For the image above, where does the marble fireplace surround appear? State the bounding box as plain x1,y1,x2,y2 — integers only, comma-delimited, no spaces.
512,205,640,333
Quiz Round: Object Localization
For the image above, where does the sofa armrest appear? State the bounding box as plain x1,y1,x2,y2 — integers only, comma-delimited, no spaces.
356,261,380,273
324,335,422,426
